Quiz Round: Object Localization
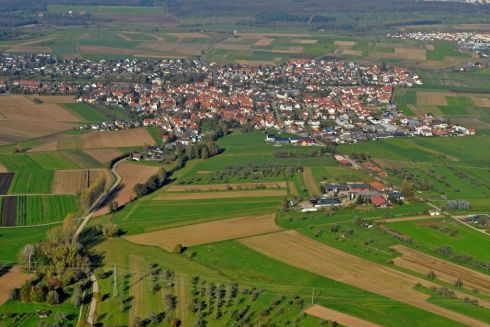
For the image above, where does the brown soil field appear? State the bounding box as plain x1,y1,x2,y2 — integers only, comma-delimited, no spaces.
417,91,450,106
239,33,312,38
80,128,155,149
0,173,14,195
94,162,159,216
167,32,210,38
0,99,80,122
471,97,490,107
0,266,32,305
305,305,381,327
303,167,321,196
254,38,273,46
0,162,7,172
377,215,433,223
84,148,122,163
1,196,17,227
52,169,109,194
241,230,488,327
0,120,77,145
343,49,363,56
28,133,74,153
167,181,287,192
26,96,76,104
426,44,435,50
0,95,33,107
288,181,299,197
8,46,52,53
418,57,466,69
392,244,490,295
334,41,356,47
394,48,426,61
292,39,318,44
126,213,279,251
139,42,208,56
268,47,304,54
154,189,286,201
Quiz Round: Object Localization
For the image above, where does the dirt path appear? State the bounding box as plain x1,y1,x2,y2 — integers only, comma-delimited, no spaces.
305,305,381,327
377,215,433,223
303,167,321,196
241,230,489,327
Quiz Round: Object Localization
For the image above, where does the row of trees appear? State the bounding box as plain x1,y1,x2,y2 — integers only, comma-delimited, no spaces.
79,176,107,212
133,168,168,198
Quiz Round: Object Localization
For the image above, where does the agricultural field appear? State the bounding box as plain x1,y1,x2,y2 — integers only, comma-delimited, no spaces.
394,88,490,127
63,103,110,122
0,96,80,146
0,266,32,306
0,224,53,264
51,169,109,194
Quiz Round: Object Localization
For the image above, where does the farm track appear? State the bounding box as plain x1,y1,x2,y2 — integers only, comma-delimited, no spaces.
241,230,490,327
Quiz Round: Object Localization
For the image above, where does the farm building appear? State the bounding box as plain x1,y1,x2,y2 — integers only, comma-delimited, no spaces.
311,197,342,207
371,195,389,208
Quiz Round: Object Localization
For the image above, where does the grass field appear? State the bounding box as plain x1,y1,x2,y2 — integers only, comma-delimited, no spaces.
64,103,109,122
0,225,53,264
48,4,165,15
0,300,78,326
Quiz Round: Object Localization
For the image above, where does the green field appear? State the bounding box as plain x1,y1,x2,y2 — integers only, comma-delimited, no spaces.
0,301,78,327
64,103,109,122
16,195,78,226
47,4,164,15
0,225,54,264
438,96,472,116
9,171,53,194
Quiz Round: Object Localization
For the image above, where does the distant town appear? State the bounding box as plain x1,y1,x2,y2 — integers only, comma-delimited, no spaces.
0,53,476,147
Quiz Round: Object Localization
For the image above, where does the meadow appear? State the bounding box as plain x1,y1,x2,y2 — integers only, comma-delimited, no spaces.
0,225,53,264
15,195,78,226
64,103,110,122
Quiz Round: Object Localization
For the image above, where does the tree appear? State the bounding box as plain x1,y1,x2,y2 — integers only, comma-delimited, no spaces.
455,278,464,288
133,183,148,198
108,201,119,214
20,244,35,272
47,290,60,305
427,270,436,280
400,180,414,199
62,213,77,243
72,286,83,307
102,223,119,238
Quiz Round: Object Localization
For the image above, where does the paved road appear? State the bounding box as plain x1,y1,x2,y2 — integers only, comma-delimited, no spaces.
87,273,99,326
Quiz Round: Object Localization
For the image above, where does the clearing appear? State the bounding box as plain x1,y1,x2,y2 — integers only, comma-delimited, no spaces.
241,230,488,327
125,213,280,251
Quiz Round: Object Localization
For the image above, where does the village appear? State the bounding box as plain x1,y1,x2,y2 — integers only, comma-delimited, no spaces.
0,53,476,148
387,31,490,58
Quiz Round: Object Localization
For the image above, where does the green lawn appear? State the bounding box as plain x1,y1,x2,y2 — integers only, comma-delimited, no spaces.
0,301,78,327
0,225,53,264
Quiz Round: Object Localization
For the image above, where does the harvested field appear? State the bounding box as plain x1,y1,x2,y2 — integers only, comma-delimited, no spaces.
0,173,14,195
214,44,251,51
377,215,433,223
126,213,280,251
240,33,312,38
94,162,159,216
343,49,362,56
155,189,286,201
8,46,52,53
472,97,490,107
416,91,449,106
394,48,426,61
305,305,381,327
303,167,321,196
52,169,109,194
0,162,7,173
0,120,77,145
1,196,17,227
26,96,76,104
168,181,287,192
167,32,210,38
292,39,318,44
0,266,32,305
288,181,299,197
84,148,122,164
334,41,356,47
241,230,488,327
80,128,155,149
392,244,490,295
97,14,179,27
254,38,273,46
0,100,80,122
